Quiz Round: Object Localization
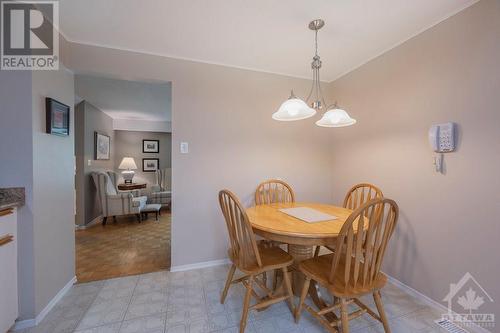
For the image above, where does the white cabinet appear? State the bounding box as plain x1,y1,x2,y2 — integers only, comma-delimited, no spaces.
0,208,18,333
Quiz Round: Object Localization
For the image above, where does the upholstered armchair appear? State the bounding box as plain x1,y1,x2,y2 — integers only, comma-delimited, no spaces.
149,168,171,207
91,171,148,224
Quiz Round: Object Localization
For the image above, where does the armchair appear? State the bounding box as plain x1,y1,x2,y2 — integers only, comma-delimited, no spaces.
149,168,171,208
91,171,148,225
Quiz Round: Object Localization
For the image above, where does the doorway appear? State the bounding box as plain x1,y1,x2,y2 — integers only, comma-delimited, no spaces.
74,74,172,282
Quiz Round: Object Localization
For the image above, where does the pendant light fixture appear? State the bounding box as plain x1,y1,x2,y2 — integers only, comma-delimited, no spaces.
271,90,316,121
273,19,356,127
315,104,357,127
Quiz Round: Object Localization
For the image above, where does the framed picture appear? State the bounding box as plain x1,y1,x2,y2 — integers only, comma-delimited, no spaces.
143,139,159,153
94,132,110,160
143,158,159,172
46,97,70,136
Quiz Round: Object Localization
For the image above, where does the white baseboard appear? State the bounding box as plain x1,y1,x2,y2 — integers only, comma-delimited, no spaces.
386,275,491,333
11,318,35,331
170,258,230,272
12,276,77,331
75,215,102,230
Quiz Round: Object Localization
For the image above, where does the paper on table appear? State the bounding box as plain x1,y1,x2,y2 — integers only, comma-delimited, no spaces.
278,207,337,223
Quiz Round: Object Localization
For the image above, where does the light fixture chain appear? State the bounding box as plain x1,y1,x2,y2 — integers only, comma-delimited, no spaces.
315,28,318,57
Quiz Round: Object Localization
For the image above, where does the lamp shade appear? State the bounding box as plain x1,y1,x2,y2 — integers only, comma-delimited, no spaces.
272,97,316,121
316,107,356,127
118,157,138,170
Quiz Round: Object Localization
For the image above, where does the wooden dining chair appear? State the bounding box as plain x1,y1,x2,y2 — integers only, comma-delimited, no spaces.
315,183,383,257
296,197,399,333
219,189,295,333
255,179,296,287
343,183,383,211
255,179,295,205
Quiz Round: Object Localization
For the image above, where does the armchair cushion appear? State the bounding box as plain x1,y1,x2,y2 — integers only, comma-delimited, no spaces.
133,196,148,209
155,168,171,192
148,168,172,207
148,191,171,205
106,174,117,195
150,185,161,193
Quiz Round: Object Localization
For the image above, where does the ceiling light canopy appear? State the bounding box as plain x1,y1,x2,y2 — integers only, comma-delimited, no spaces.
274,19,356,128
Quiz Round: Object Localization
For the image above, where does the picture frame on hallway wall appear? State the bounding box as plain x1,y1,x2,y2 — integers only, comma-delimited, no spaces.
143,139,159,153
143,158,159,172
94,132,110,160
45,97,70,136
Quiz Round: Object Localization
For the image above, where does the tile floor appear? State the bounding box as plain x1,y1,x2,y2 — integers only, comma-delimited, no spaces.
15,265,455,333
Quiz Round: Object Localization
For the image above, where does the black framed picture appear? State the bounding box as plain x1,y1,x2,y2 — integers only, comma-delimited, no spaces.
94,132,111,160
143,158,159,172
46,97,70,136
143,139,159,153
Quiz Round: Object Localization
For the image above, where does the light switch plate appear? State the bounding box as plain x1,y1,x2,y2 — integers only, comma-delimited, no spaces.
87,159,92,166
180,142,189,154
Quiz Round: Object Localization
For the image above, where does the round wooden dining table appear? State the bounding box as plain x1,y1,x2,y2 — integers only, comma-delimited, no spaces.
246,202,353,311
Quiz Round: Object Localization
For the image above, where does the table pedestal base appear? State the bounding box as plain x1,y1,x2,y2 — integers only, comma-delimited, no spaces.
287,244,314,296
287,244,338,323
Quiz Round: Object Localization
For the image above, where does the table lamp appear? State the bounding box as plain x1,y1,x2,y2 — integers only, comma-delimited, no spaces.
118,157,138,184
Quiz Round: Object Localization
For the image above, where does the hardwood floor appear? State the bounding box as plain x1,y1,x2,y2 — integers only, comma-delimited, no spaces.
75,209,171,283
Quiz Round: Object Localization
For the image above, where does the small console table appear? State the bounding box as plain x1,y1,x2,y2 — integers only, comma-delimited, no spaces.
117,183,147,191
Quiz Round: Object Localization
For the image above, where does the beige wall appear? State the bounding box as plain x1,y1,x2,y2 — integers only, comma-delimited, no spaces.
327,0,499,316
114,130,171,187
0,64,76,320
62,41,335,268
1,65,76,320
31,66,76,316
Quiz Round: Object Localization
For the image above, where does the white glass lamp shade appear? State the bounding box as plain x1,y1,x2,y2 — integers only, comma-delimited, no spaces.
118,157,138,170
316,107,356,127
272,98,316,121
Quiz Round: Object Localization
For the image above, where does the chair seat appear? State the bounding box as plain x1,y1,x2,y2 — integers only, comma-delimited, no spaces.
229,244,293,274
142,203,161,213
299,253,387,298
148,191,171,205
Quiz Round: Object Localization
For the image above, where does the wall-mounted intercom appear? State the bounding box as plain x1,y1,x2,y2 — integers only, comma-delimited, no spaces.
428,122,456,173
428,122,456,153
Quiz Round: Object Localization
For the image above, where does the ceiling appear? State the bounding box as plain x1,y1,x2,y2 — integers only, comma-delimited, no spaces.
60,0,477,82
75,75,171,121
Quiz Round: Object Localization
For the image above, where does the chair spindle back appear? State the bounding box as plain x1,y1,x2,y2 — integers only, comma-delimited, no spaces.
343,183,383,211
219,189,262,271
255,179,295,205
330,198,399,290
